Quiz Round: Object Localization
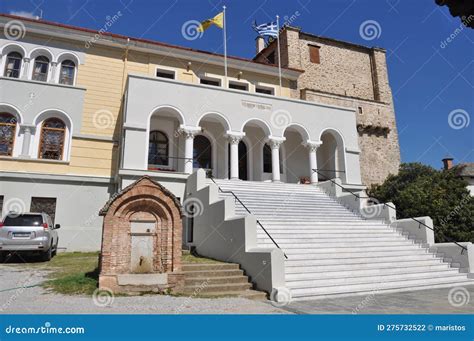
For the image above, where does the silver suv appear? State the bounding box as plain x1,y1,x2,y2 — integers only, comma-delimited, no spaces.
0,212,60,262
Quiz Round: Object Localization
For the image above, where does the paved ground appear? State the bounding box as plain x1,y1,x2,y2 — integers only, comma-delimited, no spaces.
283,285,474,314
0,264,288,314
2,263,473,314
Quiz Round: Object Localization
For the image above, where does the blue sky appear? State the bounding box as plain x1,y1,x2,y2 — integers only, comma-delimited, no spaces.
2,0,473,169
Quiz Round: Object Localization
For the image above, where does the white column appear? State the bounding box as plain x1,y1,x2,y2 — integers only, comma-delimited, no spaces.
49,61,58,83
20,125,35,157
269,139,283,182
21,57,30,79
304,141,321,184
227,134,242,180
180,128,200,174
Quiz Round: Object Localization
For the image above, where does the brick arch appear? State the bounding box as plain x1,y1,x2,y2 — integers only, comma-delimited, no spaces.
99,176,183,292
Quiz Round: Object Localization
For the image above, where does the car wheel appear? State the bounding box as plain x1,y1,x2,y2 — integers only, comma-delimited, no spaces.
52,240,58,257
41,247,52,262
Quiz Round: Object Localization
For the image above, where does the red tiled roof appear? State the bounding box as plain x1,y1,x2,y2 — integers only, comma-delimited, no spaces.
0,13,303,74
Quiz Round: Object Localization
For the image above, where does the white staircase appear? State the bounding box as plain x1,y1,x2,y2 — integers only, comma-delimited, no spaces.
211,179,474,300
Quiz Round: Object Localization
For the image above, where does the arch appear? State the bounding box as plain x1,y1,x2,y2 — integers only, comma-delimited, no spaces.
32,109,73,161
0,103,23,123
55,51,81,65
0,43,27,56
318,128,347,183
196,111,231,132
148,105,186,126
282,123,311,142
31,55,50,82
240,118,273,136
27,47,54,62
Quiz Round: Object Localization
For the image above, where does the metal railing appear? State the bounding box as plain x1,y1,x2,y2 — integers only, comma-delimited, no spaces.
312,168,468,253
208,176,288,259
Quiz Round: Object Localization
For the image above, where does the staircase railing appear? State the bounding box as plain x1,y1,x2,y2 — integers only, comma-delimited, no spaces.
208,176,288,259
312,168,468,253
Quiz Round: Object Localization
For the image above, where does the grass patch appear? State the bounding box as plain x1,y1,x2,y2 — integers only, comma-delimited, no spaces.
42,252,99,295
181,253,222,264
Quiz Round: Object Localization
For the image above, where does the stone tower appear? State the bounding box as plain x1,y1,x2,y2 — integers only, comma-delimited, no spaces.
254,26,401,186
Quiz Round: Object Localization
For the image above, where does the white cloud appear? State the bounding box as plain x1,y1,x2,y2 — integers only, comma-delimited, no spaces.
9,11,37,19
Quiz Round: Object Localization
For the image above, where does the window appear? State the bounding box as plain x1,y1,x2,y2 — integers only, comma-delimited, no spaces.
4,52,22,78
358,106,363,114
148,130,169,166
156,68,175,79
309,45,320,64
256,86,274,95
30,197,57,224
200,77,221,87
0,196,3,214
59,60,76,85
0,113,17,156
193,135,212,169
39,118,66,160
266,51,275,65
32,56,50,82
263,144,283,173
229,81,248,91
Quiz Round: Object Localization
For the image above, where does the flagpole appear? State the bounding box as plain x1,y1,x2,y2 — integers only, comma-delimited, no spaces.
223,5,228,88
276,15,282,96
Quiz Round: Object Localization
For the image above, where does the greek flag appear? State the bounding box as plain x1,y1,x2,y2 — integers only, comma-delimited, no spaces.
252,20,278,38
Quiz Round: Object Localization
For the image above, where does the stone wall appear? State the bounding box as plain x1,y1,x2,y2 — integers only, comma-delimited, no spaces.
255,27,401,185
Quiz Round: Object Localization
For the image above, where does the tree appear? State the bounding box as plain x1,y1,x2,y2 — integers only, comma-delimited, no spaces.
436,0,474,28
368,163,474,243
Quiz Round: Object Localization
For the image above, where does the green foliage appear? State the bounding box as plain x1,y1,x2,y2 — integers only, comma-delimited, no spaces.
368,163,474,243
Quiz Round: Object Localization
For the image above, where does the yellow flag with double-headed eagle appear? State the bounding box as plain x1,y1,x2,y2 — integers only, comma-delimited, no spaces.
198,12,224,32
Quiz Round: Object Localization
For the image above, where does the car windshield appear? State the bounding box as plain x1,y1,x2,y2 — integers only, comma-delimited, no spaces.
3,215,43,227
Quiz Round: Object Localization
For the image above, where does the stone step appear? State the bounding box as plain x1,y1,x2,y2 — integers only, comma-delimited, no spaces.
288,271,466,288
279,244,424,253
258,236,406,243
259,221,386,226
285,264,454,280
257,231,399,237
183,269,245,278
180,282,252,294
290,277,473,299
185,275,249,286
285,252,435,263
181,263,240,271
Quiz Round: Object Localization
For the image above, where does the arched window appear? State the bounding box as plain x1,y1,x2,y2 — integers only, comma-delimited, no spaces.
4,52,22,78
32,56,49,82
39,118,66,160
193,135,212,169
148,130,169,166
0,113,17,156
263,144,283,173
59,60,76,85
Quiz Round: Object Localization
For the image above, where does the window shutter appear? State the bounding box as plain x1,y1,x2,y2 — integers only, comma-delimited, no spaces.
309,45,320,64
